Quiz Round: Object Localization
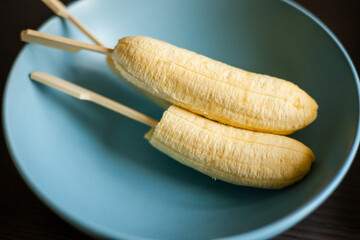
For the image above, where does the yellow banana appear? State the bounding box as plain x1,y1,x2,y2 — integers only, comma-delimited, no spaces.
146,105,314,189
109,36,318,135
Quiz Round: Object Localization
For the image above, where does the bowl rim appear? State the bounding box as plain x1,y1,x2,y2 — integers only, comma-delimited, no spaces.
2,0,360,239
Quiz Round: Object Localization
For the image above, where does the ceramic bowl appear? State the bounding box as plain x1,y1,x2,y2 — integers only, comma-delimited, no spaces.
3,0,359,239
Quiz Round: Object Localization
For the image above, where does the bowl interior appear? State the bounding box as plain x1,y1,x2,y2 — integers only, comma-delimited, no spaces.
4,0,359,239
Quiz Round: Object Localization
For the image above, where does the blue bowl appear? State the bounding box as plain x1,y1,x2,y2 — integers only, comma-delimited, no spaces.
3,0,359,239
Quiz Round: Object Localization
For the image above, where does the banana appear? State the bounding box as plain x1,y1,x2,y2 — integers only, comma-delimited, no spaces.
146,106,314,189
110,36,318,135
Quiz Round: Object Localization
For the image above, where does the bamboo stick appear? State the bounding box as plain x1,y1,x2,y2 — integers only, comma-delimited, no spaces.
21,29,113,56
30,72,159,128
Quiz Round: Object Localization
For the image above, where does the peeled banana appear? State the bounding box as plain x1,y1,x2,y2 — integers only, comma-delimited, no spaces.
146,105,314,189
109,36,318,135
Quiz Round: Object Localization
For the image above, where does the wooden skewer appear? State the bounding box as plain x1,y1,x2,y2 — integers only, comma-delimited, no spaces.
30,72,159,128
42,0,104,46
21,29,113,56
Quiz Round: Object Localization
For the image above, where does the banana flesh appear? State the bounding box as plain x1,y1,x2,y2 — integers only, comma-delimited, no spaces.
107,56,171,109
111,36,318,135
146,106,314,189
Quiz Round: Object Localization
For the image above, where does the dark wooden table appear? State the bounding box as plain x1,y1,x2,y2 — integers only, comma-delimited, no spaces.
1,1,359,239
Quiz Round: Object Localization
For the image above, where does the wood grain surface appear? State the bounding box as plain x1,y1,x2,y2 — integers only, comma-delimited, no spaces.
0,0,359,239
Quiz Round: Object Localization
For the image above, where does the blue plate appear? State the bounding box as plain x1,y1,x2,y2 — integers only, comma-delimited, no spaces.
3,0,359,239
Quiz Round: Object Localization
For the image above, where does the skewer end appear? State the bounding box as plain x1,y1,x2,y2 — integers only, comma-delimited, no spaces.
42,0,70,18
29,72,41,82
20,29,30,41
